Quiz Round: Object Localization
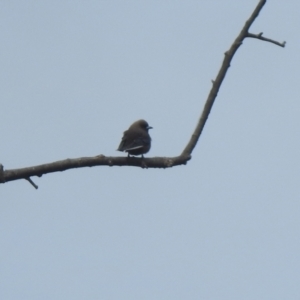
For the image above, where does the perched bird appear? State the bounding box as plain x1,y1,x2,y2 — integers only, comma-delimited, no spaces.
117,119,153,157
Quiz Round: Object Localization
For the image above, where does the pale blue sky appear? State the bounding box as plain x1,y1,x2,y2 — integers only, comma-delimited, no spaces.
1,1,300,299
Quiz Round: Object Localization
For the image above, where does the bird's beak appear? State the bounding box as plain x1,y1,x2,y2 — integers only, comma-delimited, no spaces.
147,126,153,130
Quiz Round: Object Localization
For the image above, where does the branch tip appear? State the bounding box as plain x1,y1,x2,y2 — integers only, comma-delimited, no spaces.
247,32,285,47
0,164,4,183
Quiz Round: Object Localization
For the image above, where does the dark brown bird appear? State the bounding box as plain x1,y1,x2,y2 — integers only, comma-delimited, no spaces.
117,119,153,157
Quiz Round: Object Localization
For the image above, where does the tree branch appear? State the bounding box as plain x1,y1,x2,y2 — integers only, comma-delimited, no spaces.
2,155,191,183
182,0,284,156
1,0,285,187
247,32,286,47
25,177,38,189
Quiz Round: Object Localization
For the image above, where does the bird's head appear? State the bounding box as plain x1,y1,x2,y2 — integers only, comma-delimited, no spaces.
132,119,153,131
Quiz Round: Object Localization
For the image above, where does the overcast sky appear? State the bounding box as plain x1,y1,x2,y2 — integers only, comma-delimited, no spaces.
1,1,300,299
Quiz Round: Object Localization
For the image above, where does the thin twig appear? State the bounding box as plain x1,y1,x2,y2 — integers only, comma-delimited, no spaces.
247,32,286,47
25,177,38,189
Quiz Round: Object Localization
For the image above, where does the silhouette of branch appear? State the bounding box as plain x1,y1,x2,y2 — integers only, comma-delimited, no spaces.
182,0,284,156
25,177,38,189
2,155,191,184
1,0,285,187
247,32,286,47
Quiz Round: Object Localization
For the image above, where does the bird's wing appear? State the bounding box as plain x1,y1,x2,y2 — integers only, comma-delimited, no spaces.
123,135,150,151
124,144,144,151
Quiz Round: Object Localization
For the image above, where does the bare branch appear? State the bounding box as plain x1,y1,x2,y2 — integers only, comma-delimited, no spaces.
182,0,283,156
1,0,285,187
247,32,286,47
2,154,191,183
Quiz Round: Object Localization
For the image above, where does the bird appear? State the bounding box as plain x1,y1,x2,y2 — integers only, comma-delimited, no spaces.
117,119,153,157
